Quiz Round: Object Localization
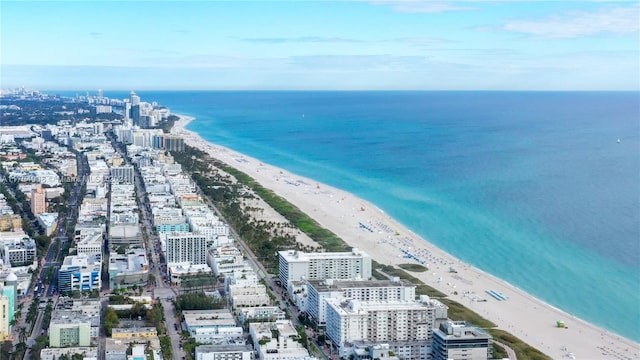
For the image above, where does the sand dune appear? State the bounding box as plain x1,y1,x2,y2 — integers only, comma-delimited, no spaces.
172,115,639,360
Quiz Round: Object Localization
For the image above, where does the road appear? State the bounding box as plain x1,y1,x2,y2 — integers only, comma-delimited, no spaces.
107,132,183,359
37,149,89,298
12,148,90,356
23,299,50,360
194,171,331,360
108,133,329,360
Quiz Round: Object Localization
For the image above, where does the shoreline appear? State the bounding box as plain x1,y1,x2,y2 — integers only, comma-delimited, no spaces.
171,114,640,359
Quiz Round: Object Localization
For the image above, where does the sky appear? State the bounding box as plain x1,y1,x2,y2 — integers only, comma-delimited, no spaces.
1,0,639,90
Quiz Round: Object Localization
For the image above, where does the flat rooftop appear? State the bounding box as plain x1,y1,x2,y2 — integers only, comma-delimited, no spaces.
279,248,369,261
183,309,236,327
307,278,413,291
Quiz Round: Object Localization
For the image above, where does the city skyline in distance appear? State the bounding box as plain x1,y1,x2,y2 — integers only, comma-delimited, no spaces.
1,1,639,91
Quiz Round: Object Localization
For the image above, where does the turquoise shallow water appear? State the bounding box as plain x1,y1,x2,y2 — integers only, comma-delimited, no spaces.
83,90,640,341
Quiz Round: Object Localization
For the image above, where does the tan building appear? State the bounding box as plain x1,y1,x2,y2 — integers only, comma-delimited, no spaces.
30,184,46,216
66,159,78,177
111,327,157,339
0,293,10,341
0,215,22,231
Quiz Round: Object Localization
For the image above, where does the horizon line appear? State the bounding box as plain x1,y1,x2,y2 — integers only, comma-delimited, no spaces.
19,89,640,93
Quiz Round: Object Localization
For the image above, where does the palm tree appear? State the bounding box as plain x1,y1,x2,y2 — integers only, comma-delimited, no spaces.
13,342,26,359
18,326,27,344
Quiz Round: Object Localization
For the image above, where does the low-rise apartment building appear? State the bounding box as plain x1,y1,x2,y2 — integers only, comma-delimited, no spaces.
195,344,255,360
249,320,312,360
58,254,101,293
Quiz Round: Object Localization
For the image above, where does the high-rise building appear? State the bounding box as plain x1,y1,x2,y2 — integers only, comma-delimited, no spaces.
152,134,165,149
164,134,185,152
278,249,372,290
124,102,131,125
130,91,141,126
129,91,140,106
431,321,492,360
306,278,416,328
165,232,208,265
31,184,46,215
110,165,135,185
41,129,53,141
325,296,448,359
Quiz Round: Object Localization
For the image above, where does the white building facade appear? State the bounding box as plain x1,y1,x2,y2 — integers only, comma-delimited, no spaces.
306,278,416,328
164,232,208,265
278,249,372,290
325,296,448,360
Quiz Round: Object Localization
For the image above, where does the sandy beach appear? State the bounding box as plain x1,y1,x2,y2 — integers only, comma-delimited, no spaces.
172,114,639,360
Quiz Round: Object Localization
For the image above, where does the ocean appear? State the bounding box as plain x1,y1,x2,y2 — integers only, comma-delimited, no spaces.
101,91,640,341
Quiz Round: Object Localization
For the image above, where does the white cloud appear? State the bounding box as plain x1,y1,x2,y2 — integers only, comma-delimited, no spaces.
289,54,432,71
367,0,475,13
238,36,364,44
501,5,640,38
394,37,444,45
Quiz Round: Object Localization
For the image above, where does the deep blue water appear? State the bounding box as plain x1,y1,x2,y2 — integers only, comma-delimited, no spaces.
80,90,640,341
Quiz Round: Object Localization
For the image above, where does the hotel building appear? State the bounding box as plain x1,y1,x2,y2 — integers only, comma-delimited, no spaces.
31,184,46,215
306,277,416,328
164,232,208,265
109,165,135,184
278,248,372,290
325,296,448,359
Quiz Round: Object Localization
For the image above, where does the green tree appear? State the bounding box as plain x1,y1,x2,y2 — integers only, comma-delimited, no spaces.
104,307,120,336
18,326,27,344
0,341,13,360
13,342,27,359
159,335,172,359
175,293,226,311
115,244,128,255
